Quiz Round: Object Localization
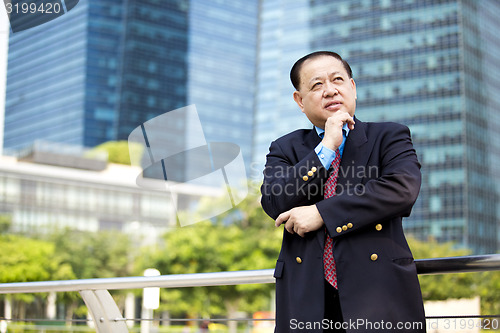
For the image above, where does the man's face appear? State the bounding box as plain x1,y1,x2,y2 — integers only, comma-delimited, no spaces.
293,56,357,129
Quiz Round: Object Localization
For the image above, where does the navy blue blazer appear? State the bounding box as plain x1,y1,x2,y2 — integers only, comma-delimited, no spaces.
261,118,426,333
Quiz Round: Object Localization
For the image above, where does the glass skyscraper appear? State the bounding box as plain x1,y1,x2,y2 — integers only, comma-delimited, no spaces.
3,0,258,178
254,0,500,254
4,1,88,150
187,0,258,174
252,0,311,175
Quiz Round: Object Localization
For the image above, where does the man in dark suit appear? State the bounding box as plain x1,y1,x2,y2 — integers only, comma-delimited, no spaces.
261,51,426,332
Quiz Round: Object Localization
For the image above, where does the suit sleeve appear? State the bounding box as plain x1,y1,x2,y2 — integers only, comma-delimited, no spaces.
316,124,421,238
260,139,328,220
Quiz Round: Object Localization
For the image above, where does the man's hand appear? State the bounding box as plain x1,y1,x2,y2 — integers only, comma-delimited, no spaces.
275,205,324,237
322,111,355,151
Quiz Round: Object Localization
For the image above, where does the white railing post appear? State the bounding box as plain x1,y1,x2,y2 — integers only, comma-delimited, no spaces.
79,290,129,333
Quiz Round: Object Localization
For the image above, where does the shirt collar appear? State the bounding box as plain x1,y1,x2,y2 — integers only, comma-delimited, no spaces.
315,123,350,138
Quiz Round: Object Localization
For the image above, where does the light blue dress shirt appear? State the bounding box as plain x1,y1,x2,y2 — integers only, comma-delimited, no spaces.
314,123,350,169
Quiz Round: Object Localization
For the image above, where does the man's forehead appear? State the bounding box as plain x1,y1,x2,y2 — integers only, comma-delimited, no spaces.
302,56,344,75
300,56,346,82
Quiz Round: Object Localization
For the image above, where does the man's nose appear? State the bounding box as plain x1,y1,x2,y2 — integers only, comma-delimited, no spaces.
323,81,338,97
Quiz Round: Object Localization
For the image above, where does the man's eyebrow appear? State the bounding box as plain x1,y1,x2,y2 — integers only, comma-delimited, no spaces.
308,71,343,85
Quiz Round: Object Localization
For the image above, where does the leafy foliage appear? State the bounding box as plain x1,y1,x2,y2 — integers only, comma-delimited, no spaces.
0,234,74,305
48,229,132,279
477,270,500,315
0,234,74,283
136,183,282,319
88,140,144,165
46,229,134,318
408,236,500,315
408,237,475,300
0,215,12,233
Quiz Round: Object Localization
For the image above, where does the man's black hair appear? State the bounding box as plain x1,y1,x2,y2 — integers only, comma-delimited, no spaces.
290,51,353,90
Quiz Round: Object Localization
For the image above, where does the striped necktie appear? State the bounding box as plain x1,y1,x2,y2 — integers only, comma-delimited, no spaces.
323,149,341,288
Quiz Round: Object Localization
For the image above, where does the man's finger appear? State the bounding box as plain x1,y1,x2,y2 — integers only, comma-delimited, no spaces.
275,210,291,227
346,116,355,130
285,220,295,234
294,224,305,238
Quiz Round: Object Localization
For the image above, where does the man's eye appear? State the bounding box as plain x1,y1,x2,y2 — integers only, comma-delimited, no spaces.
312,82,322,89
334,77,343,81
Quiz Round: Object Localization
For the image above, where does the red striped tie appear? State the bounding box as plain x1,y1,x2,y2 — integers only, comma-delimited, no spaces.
323,149,341,288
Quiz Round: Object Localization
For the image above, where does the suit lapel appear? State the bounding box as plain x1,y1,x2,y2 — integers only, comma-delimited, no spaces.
337,117,369,188
302,127,322,151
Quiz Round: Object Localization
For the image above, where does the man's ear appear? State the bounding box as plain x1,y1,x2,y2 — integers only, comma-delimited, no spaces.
293,90,305,112
351,78,357,100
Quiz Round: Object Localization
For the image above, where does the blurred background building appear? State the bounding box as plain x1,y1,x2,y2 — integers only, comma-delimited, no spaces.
0,140,222,244
3,0,257,180
0,7,7,156
1,0,500,254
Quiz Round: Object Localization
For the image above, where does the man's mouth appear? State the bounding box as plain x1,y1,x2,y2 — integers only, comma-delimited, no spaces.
324,101,341,110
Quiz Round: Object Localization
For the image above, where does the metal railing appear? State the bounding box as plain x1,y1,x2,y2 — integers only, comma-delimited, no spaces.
0,254,498,333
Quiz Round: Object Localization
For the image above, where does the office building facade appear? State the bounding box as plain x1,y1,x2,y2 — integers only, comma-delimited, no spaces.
3,0,258,176
0,145,223,244
254,0,500,254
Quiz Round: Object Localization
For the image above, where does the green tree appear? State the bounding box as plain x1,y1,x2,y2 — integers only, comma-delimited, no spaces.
408,237,476,300
408,236,500,316
0,234,74,283
476,270,500,316
48,229,133,320
50,229,132,279
0,215,12,233
0,234,74,319
137,183,281,331
88,140,144,165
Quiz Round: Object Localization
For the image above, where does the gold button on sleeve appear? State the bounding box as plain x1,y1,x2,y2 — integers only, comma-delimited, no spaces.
342,225,348,231
347,223,353,229
302,175,308,181
311,167,317,172
296,257,302,264
308,171,314,176
370,254,378,261
336,227,342,233
375,224,382,231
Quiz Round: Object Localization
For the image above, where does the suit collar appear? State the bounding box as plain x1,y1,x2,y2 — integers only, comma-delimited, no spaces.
303,127,322,150
346,116,368,148
338,117,370,187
